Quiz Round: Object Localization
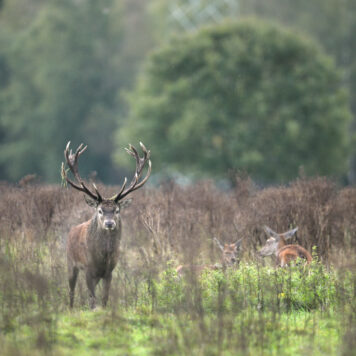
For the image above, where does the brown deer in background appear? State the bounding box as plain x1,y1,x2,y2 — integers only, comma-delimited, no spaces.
62,141,151,309
258,226,312,267
175,237,243,276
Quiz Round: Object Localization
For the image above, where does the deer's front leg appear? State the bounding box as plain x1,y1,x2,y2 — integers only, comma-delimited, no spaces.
68,265,79,308
86,272,100,309
102,273,112,307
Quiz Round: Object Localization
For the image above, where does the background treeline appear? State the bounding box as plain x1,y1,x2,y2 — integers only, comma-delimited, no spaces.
0,0,355,184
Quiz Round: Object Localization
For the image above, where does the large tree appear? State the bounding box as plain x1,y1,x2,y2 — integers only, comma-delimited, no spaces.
115,20,351,183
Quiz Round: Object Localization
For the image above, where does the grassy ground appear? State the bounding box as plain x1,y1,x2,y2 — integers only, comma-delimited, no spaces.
0,262,354,356
1,308,343,356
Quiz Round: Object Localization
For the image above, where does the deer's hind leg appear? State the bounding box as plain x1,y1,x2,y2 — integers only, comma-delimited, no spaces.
68,265,79,308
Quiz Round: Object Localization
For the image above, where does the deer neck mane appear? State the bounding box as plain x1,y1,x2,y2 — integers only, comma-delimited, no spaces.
277,236,287,253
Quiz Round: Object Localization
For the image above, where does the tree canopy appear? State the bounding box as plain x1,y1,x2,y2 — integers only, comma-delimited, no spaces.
0,0,154,183
115,20,351,183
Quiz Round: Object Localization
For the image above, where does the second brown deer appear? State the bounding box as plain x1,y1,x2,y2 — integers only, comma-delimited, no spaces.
62,141,151,309
258,226,312,267
175,237,243,276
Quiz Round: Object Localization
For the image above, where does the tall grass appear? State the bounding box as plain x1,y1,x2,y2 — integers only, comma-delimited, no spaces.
0,177,355,355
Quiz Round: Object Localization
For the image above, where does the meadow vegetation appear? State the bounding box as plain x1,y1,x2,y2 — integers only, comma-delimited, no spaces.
0,177,355,355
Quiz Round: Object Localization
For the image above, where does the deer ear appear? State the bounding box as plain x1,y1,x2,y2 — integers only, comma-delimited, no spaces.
213,237,224,252
120,198,132,209
234,238,243,248
84,195,98,207
263,226,280,238
283,227,298,240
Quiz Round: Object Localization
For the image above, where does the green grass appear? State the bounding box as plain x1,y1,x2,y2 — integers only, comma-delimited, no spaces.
0,261,354,356
0,307,345,356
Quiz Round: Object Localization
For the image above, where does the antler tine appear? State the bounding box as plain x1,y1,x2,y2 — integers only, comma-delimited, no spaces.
126,143,150,175
125,145,137,159
92,183,103,202
140,141,149,159
77,143,87,156
131,159,151,190
62,141,101,202
112,177,127,202
124,172,139,194
114,142,151,202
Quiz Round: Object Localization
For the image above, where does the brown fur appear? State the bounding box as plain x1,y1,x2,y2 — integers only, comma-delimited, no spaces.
67,221,91,268
277,240,312,267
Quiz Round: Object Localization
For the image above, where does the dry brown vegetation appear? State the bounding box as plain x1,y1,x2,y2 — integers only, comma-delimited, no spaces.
1,176,355,269
0,178,356,262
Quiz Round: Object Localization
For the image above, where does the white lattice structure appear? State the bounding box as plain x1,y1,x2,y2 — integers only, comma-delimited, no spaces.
170,0,239,31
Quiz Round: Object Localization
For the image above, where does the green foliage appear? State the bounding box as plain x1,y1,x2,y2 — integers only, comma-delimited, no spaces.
0,0,120,181
241,0,356,182
157,262,342,314
0,0,158,183
116,20,351,183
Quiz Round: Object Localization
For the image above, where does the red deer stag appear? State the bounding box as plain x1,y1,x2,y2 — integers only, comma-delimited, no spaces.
175,237,243,276
62,141,151,309
258,226,312,267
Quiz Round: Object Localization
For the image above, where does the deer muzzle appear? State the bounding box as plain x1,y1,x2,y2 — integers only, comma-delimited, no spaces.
104,220,116,230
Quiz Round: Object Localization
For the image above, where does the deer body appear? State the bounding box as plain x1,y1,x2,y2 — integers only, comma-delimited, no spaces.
67,215,122,272
67,212,122,308
259,226,312,267
62,142,151,309
277,244,312,267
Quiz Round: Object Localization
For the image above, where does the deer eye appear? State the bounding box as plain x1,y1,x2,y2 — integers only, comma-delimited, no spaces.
98,209,103,215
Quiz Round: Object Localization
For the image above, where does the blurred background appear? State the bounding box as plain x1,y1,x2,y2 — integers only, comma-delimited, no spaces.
0,0,355,185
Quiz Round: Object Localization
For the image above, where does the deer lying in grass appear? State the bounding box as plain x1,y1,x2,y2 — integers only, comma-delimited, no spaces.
258,226,312,267
62,141,151,309
175,237,243,276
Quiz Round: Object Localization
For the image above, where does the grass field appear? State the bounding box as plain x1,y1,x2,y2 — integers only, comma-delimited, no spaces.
0,178,355,355
0,262,354,355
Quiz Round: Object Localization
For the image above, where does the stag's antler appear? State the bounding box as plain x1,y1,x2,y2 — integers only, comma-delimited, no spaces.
113,142,152,202
61,141,102,202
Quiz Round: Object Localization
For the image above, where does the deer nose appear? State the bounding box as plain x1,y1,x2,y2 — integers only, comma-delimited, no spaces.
104,220,116,230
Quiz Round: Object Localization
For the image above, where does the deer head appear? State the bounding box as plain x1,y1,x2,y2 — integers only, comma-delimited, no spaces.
61,141,151,231
213,237,243,266
259,226,298,257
